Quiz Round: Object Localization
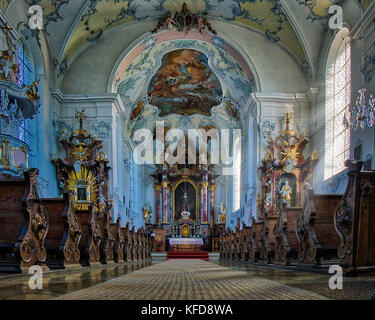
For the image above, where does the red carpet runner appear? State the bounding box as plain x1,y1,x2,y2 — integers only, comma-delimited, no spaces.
167,251,209,260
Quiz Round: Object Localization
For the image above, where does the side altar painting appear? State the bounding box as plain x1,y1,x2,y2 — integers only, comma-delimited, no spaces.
147,49,222,117
258,111,319,217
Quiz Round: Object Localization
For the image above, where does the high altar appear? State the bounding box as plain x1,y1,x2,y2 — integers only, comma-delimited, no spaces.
148,148,222,252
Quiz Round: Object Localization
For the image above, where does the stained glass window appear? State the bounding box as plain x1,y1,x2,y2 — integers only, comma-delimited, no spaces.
325,28,351,180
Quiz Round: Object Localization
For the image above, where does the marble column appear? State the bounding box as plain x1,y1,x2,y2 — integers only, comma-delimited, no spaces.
209,184,216,225
162,181,169,223
154,184,162,224
202,182,208,224
200,185,204,224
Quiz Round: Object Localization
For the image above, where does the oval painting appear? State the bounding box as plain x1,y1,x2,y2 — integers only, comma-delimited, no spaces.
147,49,223,117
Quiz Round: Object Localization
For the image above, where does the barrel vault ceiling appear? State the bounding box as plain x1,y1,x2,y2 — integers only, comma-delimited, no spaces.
0,0,371,79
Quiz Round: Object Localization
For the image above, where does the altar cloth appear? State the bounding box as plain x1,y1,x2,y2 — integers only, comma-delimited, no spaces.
169,238,203,245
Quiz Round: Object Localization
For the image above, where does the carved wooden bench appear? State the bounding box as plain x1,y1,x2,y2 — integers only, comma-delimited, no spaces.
42,195,69,269
222,233,228,260
228,231,235,260
113,218,125,263
334,161,375,274
124,223,132,261
131,227,137,261
219,233,224,260
0,176,28,272
233,227,241,260
0,169,50,272
273,204,301,265
248,217,262,262
240,224,251,261
98,203,115,265
76,206,102,266
60,192,82,268
296,186,342,266
259,214,278,264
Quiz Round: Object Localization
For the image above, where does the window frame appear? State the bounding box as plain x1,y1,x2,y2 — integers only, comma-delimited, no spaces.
324,28,351,180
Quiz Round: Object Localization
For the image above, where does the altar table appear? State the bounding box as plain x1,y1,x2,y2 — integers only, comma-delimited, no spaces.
169,238,203,252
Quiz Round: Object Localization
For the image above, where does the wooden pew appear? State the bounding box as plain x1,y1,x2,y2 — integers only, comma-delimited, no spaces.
240,223,251,261
219,233,224,260
136,231,141,261
258,213,278,264
131,227,137,261
248,217,262,262
99,203,115,265
225,232,231,260
0,176,28,272
334,160,375,274
148,235,152,260
60,192,82,268
76,205,102,266
113,218,125,263
141,231,146,261
42,195,68,269
221,232,227,260
233,227,241,260
296,185,342,266
0,169,49,272
228,231,234,260
124,223,132,262
144,233,149,261
273,204,301,265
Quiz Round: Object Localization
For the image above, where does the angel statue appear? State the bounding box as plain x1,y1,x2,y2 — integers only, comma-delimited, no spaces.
278,179,293,207
217,201,227,224
143,202,152,223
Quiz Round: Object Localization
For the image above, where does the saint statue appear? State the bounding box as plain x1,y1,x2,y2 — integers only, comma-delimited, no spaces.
217,201,226,224
278,180,293,207
143,202,152,223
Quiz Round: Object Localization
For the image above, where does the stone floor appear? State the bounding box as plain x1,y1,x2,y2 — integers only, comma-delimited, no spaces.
0,259,374,300
55,260,328,300
219,260,375,300
0,261,151,300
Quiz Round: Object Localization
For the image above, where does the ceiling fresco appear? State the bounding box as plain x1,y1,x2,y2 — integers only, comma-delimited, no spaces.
0,0,371,78
117,35,253,136
147,49,223,117
62,0,309,70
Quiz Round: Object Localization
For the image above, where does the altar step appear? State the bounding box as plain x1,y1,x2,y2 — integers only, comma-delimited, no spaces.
167,251,209,260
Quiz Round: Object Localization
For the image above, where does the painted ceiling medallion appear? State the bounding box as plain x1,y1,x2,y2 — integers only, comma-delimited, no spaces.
147,49,222,117
152,2,216,35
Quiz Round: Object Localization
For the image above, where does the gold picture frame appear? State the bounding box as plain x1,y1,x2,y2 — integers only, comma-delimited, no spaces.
172,178,199,223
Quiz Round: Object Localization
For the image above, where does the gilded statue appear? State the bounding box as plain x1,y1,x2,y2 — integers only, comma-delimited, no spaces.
278,180,293,207
143,202,152,223
26,81,40,102
217,201,227,224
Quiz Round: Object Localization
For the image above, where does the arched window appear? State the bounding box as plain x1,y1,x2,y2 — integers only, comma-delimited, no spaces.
17,40,36,165
17,41,34,87
324,28,351,180
233,135,241,212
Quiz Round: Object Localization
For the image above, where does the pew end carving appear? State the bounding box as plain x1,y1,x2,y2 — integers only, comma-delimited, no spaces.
334,160,375,274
